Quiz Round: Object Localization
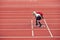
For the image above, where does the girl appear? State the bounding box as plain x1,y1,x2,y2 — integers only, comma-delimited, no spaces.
32,11,44,27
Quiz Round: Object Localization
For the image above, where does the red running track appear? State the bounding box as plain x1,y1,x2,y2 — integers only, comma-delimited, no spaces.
0,0,60,40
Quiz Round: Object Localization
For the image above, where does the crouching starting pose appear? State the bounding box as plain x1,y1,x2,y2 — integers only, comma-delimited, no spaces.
32,11,44,27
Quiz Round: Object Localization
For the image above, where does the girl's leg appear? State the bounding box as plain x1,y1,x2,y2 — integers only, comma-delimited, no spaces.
36,19,38,26
37,20,42,27
38,22,42,27
36,16,42,27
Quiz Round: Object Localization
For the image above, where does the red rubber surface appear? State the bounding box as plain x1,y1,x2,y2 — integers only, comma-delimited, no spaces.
0,0,60,40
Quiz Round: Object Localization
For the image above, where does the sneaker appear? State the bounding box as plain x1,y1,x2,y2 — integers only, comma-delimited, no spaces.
41,24,45,28
38,24,42,27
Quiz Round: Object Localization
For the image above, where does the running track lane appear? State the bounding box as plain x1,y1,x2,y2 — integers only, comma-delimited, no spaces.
0,0,60,40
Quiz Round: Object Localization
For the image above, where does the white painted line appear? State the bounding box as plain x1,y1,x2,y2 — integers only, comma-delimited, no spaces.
0,4,59,7
31,19,34,37
0,16,32,17
54,36,60,38
46,19,60,20
0,23,30,25
43,18,53,38
0,19,31,20
0,29,31,30
0,11,31,12
0,19,60,20
35,29,60,30
0,13,31,14
0,18,30,20
0,22,60,24
0,29,60,30
0,0,37,2
0,36,60,38
0,13,60,15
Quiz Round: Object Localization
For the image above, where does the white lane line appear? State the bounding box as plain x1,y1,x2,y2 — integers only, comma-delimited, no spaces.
0,29,60,30
0,23,30,25
0,36,60,38
43,18,53,38
0,13,31,14
0,0,37,2
0,29,31,30
31,19,34,37
0,16,32,17
0,4,59,7
0,18,30,20
0,11,31,12
0,22,60,24
0,11,60,13
0,19,60,20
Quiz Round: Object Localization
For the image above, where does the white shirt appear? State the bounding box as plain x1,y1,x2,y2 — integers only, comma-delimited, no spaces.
35,14,41,17
33,11,41,17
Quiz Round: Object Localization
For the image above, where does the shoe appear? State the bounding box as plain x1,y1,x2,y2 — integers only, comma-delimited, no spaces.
40,24,45,28
39,24,42,27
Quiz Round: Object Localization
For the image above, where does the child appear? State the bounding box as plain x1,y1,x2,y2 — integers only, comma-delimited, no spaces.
32,11,44,27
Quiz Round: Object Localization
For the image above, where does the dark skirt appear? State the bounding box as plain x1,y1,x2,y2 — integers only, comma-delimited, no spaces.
36,16,41,20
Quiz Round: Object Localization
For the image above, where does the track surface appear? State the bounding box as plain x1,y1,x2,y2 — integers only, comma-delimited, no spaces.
0,0,60,40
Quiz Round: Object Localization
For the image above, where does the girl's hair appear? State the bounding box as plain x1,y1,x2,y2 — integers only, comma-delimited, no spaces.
32,11,36,15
